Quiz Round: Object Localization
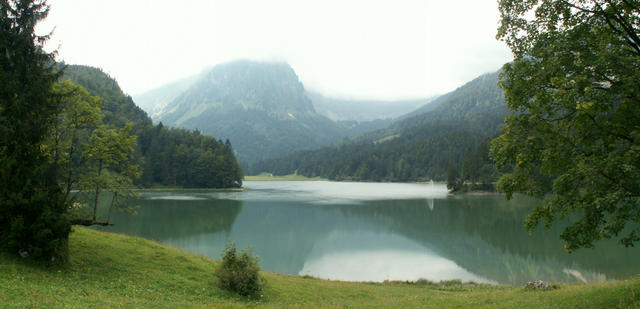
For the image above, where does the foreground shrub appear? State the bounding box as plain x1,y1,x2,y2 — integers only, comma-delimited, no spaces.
215,243,264,298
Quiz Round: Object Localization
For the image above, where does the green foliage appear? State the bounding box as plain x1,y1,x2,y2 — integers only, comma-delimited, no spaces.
492,0,640,251
137,125,243,188
446,160,461,191
80,123,140,222
215,243,264,298
0,0,70,263
48,80,103,198
448,139,500,192
45,80,140,225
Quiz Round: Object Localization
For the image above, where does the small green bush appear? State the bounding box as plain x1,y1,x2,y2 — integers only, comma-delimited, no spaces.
215,243,264,298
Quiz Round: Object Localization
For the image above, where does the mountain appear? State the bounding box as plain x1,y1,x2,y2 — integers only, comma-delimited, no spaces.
248,70,507,181
133,73,200,120
307,91,435,121
396,72,506,128
144,60,394,165
61,64,244,188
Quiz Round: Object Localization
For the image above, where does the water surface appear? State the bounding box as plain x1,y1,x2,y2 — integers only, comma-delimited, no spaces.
95,181,640,285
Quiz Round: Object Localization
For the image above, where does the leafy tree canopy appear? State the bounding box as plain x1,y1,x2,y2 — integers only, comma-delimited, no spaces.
491,0,640,251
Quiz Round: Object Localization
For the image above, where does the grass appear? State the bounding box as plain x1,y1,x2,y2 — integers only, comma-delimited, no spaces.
1,227,639,308
244,173,327,181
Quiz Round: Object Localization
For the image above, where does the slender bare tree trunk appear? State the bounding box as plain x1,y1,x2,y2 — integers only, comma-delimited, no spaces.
92,159,103,221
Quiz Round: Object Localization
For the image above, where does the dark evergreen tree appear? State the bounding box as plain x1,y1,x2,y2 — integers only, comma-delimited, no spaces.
446,160,460,191
0,0,70,262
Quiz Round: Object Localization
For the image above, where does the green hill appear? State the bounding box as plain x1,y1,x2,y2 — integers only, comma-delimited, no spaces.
63,64,152,129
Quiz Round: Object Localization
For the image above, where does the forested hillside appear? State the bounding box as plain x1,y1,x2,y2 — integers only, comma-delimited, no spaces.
63,65,151,128
248,71,506,182
62,65,243,188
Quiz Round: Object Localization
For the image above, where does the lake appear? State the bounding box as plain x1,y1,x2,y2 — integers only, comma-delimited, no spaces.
94,181,640,285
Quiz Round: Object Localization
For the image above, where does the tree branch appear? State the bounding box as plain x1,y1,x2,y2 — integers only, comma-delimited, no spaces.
619,0,640,11
546,110,577,122
560,0,597,14
584,112,635,143
599,0,640,57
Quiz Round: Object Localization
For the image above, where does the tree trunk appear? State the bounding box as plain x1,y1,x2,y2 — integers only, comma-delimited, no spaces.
92,159,103,221
65,136,76,200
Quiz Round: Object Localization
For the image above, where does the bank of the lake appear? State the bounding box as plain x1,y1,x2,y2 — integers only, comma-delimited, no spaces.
137,187,247,192
1,227,638,308
244,173,328,181
244,174,444,184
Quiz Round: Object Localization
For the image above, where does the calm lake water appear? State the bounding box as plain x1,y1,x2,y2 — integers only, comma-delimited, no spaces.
94,181,640,285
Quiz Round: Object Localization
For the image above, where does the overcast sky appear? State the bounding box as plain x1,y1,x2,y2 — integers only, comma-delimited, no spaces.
38,0,513,100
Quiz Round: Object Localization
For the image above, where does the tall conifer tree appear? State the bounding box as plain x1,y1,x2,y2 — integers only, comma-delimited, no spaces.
0,0,70,262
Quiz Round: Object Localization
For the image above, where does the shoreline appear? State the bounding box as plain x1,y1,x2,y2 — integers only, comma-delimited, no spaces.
136,187,248,192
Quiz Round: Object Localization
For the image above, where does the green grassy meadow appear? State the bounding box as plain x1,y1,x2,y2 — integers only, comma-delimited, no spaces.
1,227,639,308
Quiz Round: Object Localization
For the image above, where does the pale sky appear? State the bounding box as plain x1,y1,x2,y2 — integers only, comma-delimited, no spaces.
38,0,513,100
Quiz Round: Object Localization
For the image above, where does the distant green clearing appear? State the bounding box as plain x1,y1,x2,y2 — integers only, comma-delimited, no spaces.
374,134,400,144
245,173,328,181
1,227,639,308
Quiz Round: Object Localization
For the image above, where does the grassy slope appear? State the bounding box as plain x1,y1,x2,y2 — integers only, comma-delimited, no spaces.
1,227,639,308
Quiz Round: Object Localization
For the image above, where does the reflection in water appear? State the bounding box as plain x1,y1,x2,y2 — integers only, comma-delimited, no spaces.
93,181,640,285
302,250,492,283
231,180,448,204
95,194,242,241
300,230,494,283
